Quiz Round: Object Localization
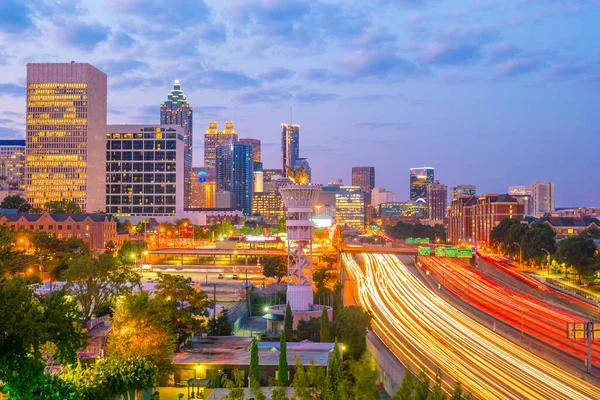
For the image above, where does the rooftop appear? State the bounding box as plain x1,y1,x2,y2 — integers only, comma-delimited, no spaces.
0,213,114,223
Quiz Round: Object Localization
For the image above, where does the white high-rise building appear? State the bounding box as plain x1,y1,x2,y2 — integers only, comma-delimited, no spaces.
371,187,395,206
531,182,555,218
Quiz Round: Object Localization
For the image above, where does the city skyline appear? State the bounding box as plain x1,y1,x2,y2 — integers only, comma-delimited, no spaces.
0,1,599,207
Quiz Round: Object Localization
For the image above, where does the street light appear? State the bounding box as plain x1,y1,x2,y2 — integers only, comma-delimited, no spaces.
541,248,551,274
513,242,522,266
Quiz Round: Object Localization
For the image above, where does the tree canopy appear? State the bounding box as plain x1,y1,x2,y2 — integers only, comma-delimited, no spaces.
263,256,288,283
44,199,82,214
332,306,372,360
520,222,556,262
557,233,598,281
385,222,446,242
0,195,31,211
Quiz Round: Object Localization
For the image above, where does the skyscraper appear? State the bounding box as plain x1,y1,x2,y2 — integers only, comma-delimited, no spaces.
451,185,476,200
0,140,26,191
216,143,254,214
281,124,299,174
204,121,238,169
238,138,261,163
335,186,365,229
25,63,107,212
160,81,193,207
410,167,434,202
426,180,447,220
371,188,395,207
190,167,216,208
531,182,555,217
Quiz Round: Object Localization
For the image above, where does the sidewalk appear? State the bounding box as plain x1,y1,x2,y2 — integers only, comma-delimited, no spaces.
532,270,600,303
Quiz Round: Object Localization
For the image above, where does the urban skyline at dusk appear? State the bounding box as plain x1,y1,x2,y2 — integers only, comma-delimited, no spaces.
0,1,599,206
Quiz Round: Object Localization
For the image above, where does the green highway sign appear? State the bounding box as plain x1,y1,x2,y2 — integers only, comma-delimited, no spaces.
435,247,446,257
457,249,473,258
445,247,458,258
407,237,431,245
418,246,431,256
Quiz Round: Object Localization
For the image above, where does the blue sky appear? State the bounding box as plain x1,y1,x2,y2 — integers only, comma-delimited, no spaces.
0,0,599,206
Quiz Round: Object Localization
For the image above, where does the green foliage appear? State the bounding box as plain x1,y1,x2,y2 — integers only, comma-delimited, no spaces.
489,218,528,255
62,253,140,319
296,317,320,342
320,307,331,342
385,222,447,242
284,303,294,341
271,386,290,400
392,370,416,400
414,371,430,400
1,357,78,400
263,256,288,283
118,219,133,233
321,247,338,265
586,226,600,239
429,371,446,400
0,195,31,211
107,291,176,376
207,314,233,336
154,273,211,347
249,340,260,387
117,240,146,266
557,233,598,281
451,382,471,400
0,224,25,275
278,330,289,386
292,357,326,400
44,199,82,214
520,222,556,262
351,353,379,400
222,369,246,400
324,340,346,400
332,306,372,360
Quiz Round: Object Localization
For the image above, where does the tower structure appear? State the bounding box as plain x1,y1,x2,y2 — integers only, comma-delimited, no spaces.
279,184,322,311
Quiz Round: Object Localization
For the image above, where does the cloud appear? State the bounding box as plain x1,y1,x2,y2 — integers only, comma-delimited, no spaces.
2,111,24,118
194,105,228,117
537,63,587,82
194,23,227,44
99,60,150,75
56,22,111,51
259,67,295,81
340,50,427,79
295,92,338,103
110,76,169,90
421,27,499,66
234,88,289,104
443,71,478,84
355,122,413,129
111,31,136,49
494,57,545,78
136,105,159,120
487,42,520,64
0,127,22,138
577,74,600,88
349,29,397,49
108,107,124,115
113,0,211,26
186,70,261,90
0,0,34,34
301,68,347,83
0,83,25,97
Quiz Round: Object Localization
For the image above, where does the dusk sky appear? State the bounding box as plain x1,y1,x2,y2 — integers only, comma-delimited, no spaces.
0,0,599,207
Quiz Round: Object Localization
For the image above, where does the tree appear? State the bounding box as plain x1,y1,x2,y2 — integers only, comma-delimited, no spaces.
292,358,326,400
117,219,133,233
222,369,246,400
249,339,260,387
284,303,294,341
520,222,556,263
391,370,415,400
263,256,288,283
207,314,233,336
117,240,146,266
429,371,446,400
107,291,176,376
586,226,600,239
0,194,31,211
324,340,344,400
332,306,372,360
351,352,379,400
296,317,320,342
322,247,338,265
451,382,471,400
414,371,430,400
557,234,598,282
320,307,331,342
0,224,25,275
278,330,289,386
62,253,140,319
154,272,211,348
489,218,527,254
44,199,82,214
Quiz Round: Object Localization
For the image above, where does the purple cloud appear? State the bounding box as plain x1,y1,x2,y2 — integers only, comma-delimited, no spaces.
421,27,499,66
494,57,544,78
259,67,295,81
55,22,111,51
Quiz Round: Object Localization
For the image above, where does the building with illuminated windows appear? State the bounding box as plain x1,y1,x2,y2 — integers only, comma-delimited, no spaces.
252,191,285,224
409,167,434,202
281,124,299,174
105,125,185,216
204,122,238,169
335,186,365,228
160,81,193,208
448,194,524,244
377,201,427,226
25,63,107,212
216,143,254,215
189,167,215,208
531,181,555,218
0,140,26,191
451,185,476,200
426,180,447,220
238,138,261,163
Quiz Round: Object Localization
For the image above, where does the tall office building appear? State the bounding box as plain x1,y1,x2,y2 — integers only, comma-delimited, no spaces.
216,143,254,215
451,185,476,200
204,122,238,169
531,182,555,218
409,167,434,202
281,124,299,174
335,186,365,228
371,188,394,206
426,180,447,220
352,166,375,193
26,63,107,212
106,125,185,216
252,191,285,224
0,140,26,191
160,81,193,207
238,138,261,163
189,167,216,208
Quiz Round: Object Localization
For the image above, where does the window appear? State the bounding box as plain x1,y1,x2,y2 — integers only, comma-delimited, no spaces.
86,225,90,231
39,225,44,229
30,225,34,230
58,225,63,230
67,225,72,230
76,225,81,230
568,228,574,234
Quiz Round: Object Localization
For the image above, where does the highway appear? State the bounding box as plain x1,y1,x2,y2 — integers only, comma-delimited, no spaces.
343,253,600,399
419,256,600,365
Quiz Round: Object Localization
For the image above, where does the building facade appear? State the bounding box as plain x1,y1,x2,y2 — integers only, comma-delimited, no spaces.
252,191,285,224
448,194,524,244
281,124,299,174
335,186,365,228
531,182,555,218
539,215,600,239
204,122,238,169
508,185,533,216
377,201,427,226
25,63,107,212
238,138,261,163
160,81,193,208
105,125,185,217
371,188,394,207
0,140,26,190
351,166,375,193
189,167,215,208
0,213,117,251
426,180,447,220
293,158,311,183
409,167,434,202
451,185,476,200
216,143,254,215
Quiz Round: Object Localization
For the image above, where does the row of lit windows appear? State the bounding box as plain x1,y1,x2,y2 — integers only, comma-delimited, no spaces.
107,140,177,150
107,206,177,215
28,119,87,125
107,173,177,183
28,83,88,89
106,196,177,205
28,101,82,107
27,161,87,168
28,95,87,101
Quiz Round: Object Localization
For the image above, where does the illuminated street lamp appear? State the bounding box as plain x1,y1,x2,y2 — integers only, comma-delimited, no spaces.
513,242,522,266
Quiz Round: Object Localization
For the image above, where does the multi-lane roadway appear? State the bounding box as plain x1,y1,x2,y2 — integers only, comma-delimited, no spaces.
343,253,600,399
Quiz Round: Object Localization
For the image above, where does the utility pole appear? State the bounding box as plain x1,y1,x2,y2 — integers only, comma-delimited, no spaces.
213,284,217,321
513,242,522,266
567,321,596,374
542,248,551,275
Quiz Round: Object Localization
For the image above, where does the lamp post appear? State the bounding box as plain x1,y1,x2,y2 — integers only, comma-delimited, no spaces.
513,242,522,266
541,248,551,275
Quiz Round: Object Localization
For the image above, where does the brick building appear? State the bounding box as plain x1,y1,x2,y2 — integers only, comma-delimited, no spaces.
448,194,524,245
539,215,600,239
0,213,117,251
